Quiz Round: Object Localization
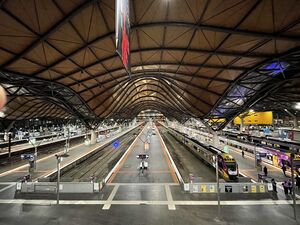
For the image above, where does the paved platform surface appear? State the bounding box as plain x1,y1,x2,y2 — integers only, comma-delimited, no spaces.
0,126,138,182
109,125,177,183
0,183,299,225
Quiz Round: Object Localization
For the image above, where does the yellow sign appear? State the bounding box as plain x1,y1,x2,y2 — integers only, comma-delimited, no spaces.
251,185,257,193
209,185,215,193
209,118,226,123
201,185,206,193
259,185,265,192
234,111,273,125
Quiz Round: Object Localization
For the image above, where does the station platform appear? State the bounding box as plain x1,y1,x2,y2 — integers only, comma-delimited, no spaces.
226,145,300,200
0,125,299,225
0,133,84,156
108,125,178,184
0,126,139,182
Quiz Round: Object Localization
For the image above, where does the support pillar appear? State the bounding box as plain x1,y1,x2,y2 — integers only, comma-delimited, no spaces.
90,130,96,145
239,117,244,133
285,109,298,128
212,131,220,148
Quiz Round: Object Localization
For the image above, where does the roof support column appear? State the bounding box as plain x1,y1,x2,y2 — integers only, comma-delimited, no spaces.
212,131,220,149
90,130,97,145
284,109,298,128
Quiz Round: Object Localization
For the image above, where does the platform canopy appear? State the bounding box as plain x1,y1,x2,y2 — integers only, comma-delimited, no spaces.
0,0,300,130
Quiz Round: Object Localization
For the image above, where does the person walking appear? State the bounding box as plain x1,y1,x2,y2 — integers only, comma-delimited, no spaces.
282,164,287,176
263,166,268,177
242,150,245,158
282,181,289,195
288,179,293,194
271,178,277,193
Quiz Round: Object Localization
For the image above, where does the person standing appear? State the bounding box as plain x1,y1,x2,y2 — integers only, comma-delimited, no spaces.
282,181,289,195
282,164,287,176
288,179,293,194
296,175,300,190
242,150,245,158
271,178,277,193
263,166,268,177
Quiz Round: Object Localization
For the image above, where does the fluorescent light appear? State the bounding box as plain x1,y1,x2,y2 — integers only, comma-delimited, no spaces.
295,103,300,110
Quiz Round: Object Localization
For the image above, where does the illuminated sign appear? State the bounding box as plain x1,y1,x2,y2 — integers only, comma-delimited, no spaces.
116,0,131,75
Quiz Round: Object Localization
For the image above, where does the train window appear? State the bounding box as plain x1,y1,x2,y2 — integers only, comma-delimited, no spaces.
226,162,237,171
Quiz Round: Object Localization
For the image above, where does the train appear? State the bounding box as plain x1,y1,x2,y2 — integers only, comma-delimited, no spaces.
218,136,300,176
164,125,239,181
223,130,300,153
179,126,300,176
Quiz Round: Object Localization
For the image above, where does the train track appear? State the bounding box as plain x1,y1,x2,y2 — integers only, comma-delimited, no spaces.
158,125,216,182
60,128,139,182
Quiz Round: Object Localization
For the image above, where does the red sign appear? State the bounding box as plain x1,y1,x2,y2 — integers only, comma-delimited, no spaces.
116,0,131,75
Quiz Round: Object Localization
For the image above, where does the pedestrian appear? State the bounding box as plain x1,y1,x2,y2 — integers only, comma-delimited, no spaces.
288,179,293,194
263,166,268,177
242,150,245,158
282,164,286,176
271,178,277,193
282,181,289,195
296,175,300,190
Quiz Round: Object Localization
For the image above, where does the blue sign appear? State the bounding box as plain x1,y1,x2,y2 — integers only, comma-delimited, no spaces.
21,153,34,161
263,128,270,134
112,140,120,149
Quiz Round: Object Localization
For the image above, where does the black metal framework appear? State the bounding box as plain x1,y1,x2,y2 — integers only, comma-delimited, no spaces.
0,0,300,130
0,71,97,128
204,47,300,130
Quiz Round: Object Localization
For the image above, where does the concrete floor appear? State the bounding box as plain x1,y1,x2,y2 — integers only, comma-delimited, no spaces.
0,203,299,225
111,126,176,183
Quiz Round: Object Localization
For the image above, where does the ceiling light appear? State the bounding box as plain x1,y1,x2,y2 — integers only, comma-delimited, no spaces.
295,103,300,110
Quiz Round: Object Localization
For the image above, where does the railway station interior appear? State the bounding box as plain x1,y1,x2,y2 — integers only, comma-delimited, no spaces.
1,0,300,224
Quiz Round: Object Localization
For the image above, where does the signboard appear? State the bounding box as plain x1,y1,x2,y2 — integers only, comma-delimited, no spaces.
251,185,257,193
267,183,273,191
201,185,206,193
184,183,190,191
115,0,131,74
21,153,34,161
225,185,232,193
112,140,120,149
242,185,249,193
191,185,199,193
259,185,265,192
209,185,215,193
16,183,22,190
234,111,273,125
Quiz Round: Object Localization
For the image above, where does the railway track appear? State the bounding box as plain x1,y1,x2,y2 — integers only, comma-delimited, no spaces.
158,125,216,182
60,128,139,182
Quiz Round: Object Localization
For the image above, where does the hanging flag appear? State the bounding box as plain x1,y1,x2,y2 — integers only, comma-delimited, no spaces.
116,0,131,76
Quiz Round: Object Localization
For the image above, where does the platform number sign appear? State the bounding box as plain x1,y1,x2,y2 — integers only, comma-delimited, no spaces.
225,185,232,192
112,140,120,149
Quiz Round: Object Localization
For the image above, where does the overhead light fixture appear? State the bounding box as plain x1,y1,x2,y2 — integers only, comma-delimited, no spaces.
295,103,300,110
249,109,254,113
0,111,5,118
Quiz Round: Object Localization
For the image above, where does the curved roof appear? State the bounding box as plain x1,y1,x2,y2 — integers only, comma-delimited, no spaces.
0,0,300,129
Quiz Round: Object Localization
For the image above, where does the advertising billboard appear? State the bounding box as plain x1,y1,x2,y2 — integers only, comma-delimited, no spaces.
116,0,131,75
